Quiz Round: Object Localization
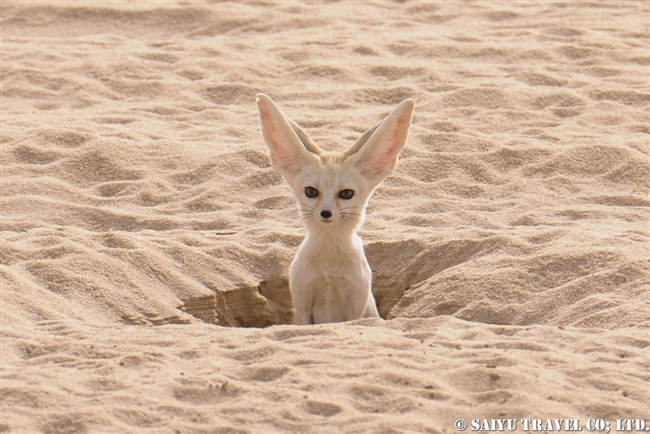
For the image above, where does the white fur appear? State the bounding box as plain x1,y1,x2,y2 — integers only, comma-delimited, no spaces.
256,94,415,325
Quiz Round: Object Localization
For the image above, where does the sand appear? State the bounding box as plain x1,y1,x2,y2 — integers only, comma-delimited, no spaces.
1,1,649,432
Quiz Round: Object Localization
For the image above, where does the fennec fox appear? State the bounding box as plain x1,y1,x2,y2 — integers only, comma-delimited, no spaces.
256,94,414,325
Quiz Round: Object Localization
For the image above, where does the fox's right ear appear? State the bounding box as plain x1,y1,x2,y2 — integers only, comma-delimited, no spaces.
257,94,319,177
345,98,414,188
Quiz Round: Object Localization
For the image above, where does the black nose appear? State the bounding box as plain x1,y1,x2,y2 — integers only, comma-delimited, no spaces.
320,210,332,219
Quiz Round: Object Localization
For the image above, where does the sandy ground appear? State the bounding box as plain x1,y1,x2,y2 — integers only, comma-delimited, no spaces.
1,1,649,433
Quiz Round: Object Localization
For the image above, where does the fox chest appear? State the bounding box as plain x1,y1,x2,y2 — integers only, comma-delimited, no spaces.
290,239,372,296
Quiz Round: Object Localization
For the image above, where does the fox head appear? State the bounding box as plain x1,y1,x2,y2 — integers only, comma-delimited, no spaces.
257,94,414,232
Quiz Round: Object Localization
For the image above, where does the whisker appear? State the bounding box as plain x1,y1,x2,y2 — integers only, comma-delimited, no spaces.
341,214,361,224
341,211,363,218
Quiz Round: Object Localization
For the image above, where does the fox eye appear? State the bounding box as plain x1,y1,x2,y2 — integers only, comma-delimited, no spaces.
305,187,319,198
339,189,354,200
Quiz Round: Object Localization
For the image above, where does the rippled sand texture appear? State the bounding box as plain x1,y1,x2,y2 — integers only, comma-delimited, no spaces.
1,2,649,433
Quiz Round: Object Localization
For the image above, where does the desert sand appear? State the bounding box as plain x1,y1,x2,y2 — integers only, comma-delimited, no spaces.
1,1,649,432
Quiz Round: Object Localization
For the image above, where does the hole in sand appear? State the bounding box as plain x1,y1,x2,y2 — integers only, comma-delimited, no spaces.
176,238,487,328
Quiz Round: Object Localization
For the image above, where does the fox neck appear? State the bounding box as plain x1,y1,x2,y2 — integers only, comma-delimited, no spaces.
303,219,361,248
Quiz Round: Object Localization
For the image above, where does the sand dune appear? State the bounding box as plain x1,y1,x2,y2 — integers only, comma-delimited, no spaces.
1,1,648,432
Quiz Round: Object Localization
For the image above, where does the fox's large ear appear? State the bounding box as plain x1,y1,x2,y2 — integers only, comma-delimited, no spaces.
286,118,323,156
345,99,414,187
257,94,320,177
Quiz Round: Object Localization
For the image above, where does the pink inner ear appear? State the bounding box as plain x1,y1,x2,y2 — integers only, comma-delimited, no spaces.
376,115,408,166
261,112,278,146
379,135,400,162
262,112,288,159
262,112,300,170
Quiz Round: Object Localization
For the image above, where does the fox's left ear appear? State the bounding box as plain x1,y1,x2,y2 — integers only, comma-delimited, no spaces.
345,99,414,187
257,94,321,179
